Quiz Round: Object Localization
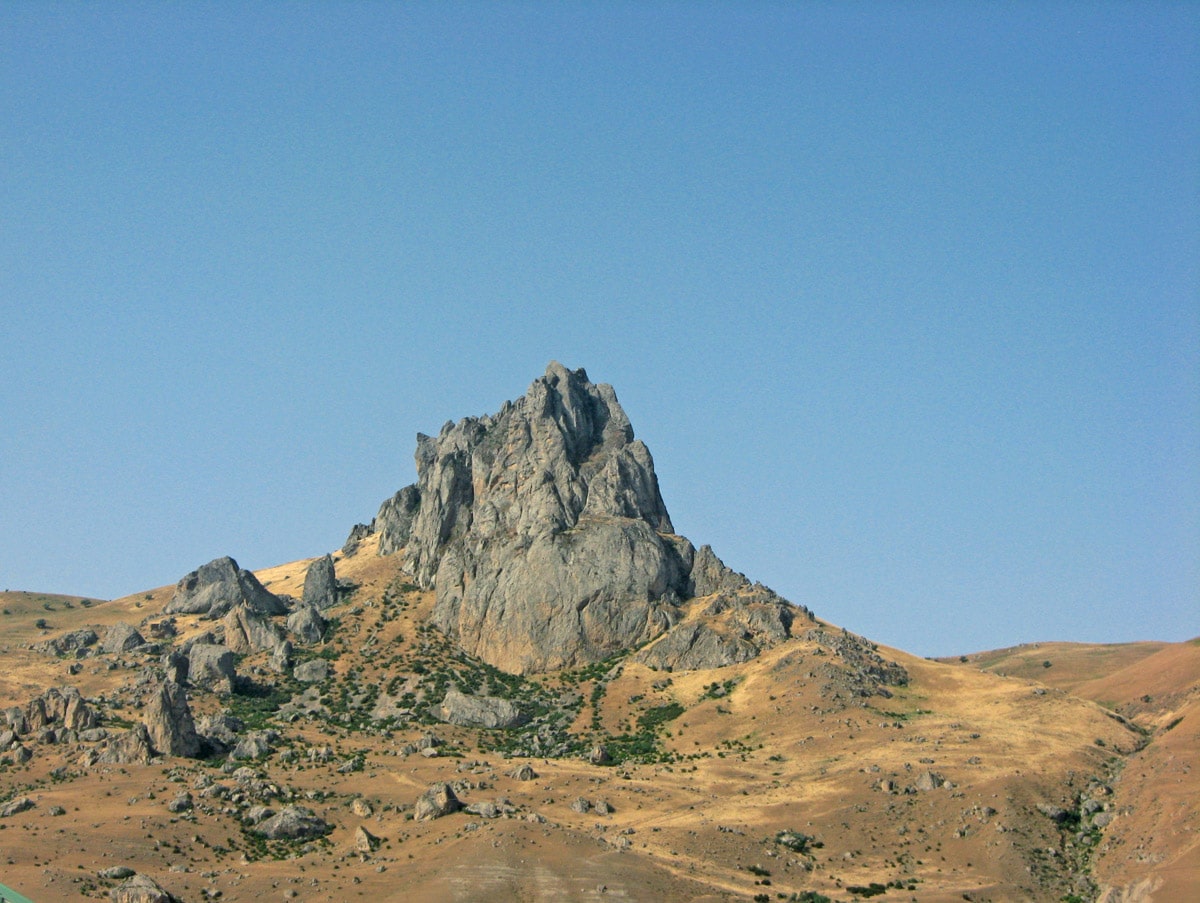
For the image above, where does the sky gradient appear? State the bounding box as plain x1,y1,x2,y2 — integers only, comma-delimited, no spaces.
2,2,1197,657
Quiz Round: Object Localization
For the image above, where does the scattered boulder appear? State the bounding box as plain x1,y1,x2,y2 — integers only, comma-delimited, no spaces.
101,622,146,655
143,680,201,758
223,604,287,654
286,602,327,645
196,712,243,751
588,743,612,766
509,763,538,781
0,796,35,817
230,731,274,761
109,873,178,903
186,644,237,690
100,866,137,879
33,627,99,657
96,724,155,764
301,554,340,610
166,792,193,813
268,640,293,673
912,770,944,792
350,797,374,817
434,688,526,729
255,805,330,840
354,825,382,853
165,556,287,620
162,650,189,684
415,782,462,821
570,797,590,814
294,659,329,683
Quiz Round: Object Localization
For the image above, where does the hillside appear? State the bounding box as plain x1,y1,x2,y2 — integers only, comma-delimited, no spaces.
943,640,1200,903
0,364,1192,903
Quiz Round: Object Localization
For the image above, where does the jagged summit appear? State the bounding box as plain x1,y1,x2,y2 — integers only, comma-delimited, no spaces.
348,362,804,673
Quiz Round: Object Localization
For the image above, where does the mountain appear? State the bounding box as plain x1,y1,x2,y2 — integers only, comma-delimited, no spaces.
0,364,1193,903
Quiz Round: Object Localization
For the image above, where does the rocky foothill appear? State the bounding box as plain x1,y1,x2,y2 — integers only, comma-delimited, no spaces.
347,361,814,673
0,363,1158,903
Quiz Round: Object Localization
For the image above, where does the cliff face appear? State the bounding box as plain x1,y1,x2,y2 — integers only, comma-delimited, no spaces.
360,362,802,674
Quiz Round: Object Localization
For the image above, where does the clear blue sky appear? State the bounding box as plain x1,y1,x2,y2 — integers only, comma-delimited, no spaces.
2,2,1196,657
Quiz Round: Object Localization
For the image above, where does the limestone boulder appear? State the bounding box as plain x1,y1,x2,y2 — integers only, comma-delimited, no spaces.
101,622,146,655
165,556,286,619
301,553,340,610
143,680,201,758
434,688,526,729
186,644,237,689
223,604,286,654
286,602,327,645
415,782,462,821
254,805,329,840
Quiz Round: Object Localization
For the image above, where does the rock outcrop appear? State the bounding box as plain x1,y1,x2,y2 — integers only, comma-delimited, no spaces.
223,604,287,654
164,556,287,619
375,485,421,556
415,782,462,821
434,688,526,729
33,628,99,657
301,554,340,610
144,680,201,758
185,643,237,690
101,622,146,654
357,363,811,674
109,873,179,903
254,805,330,840
286,603,327,645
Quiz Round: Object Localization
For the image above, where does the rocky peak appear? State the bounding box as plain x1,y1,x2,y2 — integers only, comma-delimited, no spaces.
360,363,803,674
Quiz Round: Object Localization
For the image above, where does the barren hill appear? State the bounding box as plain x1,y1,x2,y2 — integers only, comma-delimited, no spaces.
0,364,1193,903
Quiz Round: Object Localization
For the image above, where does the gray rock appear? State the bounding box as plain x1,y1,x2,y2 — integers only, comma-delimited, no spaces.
588,743,612,766
354,825,382,852
359,363,816,674
268,640,293,673
509,763,537,781
108,873,178,903
100,866,137,879
912,770,943,792
196,712,243,750
162,650,189,685
286,602,327,644
0,796,34,817
570,797,590,814
165,556,287,620
102,622,147,655
466,800,499,818
636,587,796,671
186,644,237,689
301,554,340,610
166,792,193,813
689,545,750,597
230,732,272,760
293,659,329,683
342,522,374,556
223,604,286,654
376,486,421,556
243,805,274,825
96,724,155,764
144,680,201,758
33,627,99,656
415,782,462,821
0,729,14,750
434,688,526,729
255,805,329,840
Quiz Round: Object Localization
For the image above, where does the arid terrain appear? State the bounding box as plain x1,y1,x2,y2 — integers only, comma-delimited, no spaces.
2,366,1194,903
3,545,1193,902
